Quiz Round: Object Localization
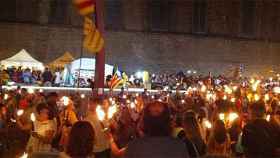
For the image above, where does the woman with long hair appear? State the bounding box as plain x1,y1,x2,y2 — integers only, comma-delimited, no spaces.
60,121,95,158
207,120,231,157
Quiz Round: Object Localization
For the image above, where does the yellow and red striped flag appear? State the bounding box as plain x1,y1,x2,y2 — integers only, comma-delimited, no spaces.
73,0,95,16
83,18,104,53
109,74,123,89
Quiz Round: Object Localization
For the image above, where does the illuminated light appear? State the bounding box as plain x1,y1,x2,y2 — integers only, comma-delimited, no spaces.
219,113,225,121
229,113,239,122
187,70,192,74
136,71,143,79
176,83,180,86
167,94,170,97
123,95,127,99
277,74,280,77
252,80,261,92
230,98,236,103
7,81,15,86
247,93,253,101
224,85,232,94
157,98,163,102
204,120,212,129
126,100,131,104
181,99,185,104
266,115,271,122
192,87,197,91
17,109,24,116
151,95,155,99
81,94,85,99
254,94,260,101
111,100,116,105
10,118,16,123
193,71,197,74
109,97,113,102
265,94,269,101
273,87,280,94
134,99,138,104
152,74,156,77
269,77,273,82
250,78,255,84
4,94,8,100
136,93,139,97
223,95,227,100
19,152,28,158
108,105,117,119
39,89,43,93
201,85,207,92
30,113,36,122
164,86,169,91
96,105,105,121
61,96,70,106
28,88,34,94
130,102,136,109
233,86,238,91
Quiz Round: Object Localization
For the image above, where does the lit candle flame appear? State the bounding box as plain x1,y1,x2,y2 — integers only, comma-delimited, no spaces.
19,152,28,158
39,89,43,93
30,113,36,122
108,105,117,119
181,99,185,104
80,94,85,99
17,109,24,116
204,120,212,129
96,105,105,121
266,115,271,121
61,96,69,106
254,94,260,101
230,98,236,103
4,94,8,100
264,94,269,101
130,102,136,109
223,95,227,100
201,85,206,92
219,113,225,121
229,113,239,122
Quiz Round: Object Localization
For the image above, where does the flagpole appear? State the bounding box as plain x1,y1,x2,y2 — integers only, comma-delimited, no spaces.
77,36,84,88
93,0,105,96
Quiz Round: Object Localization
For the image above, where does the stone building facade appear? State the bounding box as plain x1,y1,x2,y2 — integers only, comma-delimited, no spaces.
0,0,280,75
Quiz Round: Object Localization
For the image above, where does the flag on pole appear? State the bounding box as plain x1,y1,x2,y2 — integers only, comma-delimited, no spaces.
73,0,95,16
83,17,104,53
109,73,123,89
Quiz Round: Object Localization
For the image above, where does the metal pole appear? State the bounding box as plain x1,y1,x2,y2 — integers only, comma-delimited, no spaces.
93,0,106,96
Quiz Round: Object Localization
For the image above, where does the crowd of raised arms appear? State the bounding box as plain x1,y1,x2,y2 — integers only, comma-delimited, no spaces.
0,72,280,158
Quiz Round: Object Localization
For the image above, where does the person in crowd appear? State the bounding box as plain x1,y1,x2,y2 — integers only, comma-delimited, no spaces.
242,101,280,158
207,120,231,157
182,111,206,157
0,103,7,128
60,121,95,158
26,103,56,154
42,67,53,86
124,101,189,158
85,98,111,158
59,99,78,150
22,68,32,84
54,68,62,87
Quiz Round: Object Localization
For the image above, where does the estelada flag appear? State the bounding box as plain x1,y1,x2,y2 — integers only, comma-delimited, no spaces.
83,17,104,53
73,0,95,16
109,74,123,89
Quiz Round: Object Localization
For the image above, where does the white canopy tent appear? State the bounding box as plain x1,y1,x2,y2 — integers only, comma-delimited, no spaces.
0,49,44,70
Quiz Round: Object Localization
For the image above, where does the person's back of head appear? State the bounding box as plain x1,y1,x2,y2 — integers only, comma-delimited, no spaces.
67,121,94,158
249,101,266,120
213,120,227,145
143,101,171,137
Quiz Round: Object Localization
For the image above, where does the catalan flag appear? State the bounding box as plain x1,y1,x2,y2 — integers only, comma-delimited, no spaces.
83,18,104,53
73,0,95,16
109,73,123,89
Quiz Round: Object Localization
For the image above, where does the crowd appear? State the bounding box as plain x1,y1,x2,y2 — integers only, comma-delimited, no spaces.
0,66,235,90
0,75,280,158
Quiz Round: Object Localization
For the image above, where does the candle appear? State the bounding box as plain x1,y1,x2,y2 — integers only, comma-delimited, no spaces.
61,96,70,106
266,115,271,121
229,113,239,122
96,105,105,121
17,109,24,116
108,105,117,119
4,94,8,100
30,113,36,122
204,120,212,129
219,113,225,121
81,94,85,99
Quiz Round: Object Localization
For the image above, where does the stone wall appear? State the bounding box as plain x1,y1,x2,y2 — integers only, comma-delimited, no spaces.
0,22,280,76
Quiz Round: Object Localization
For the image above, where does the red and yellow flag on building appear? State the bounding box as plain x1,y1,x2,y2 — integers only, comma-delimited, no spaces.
73,0,95,16
73,0,105,53
83,17,104,53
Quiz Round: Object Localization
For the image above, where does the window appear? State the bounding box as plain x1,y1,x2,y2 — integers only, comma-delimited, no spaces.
192,0,207,33
148,0,169,32
49,0,70,25
0,1,17,22
105,0,123,30
241,0,256,36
